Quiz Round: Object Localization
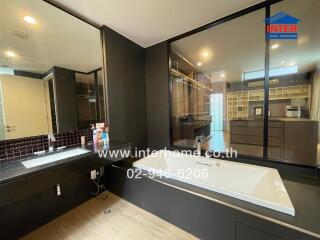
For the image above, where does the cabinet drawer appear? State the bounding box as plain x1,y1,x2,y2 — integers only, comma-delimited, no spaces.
269,137,282,147
0,155,105,207
269,128,282,138
230,121,248,127
231,135,263,145
231,126,263,136
269,121,282,128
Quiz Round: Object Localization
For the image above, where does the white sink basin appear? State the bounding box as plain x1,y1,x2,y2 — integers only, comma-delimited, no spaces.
22,148,91,169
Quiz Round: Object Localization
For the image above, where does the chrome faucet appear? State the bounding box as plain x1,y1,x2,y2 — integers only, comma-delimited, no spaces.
194,136,202,155
48,133,56,152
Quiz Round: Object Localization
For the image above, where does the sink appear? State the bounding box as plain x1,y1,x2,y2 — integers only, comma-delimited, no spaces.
22,148,91,169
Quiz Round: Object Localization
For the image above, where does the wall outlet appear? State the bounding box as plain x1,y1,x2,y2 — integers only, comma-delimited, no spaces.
90,170,97,180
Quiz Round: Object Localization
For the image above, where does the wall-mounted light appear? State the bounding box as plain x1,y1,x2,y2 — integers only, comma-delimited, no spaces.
271,43,279,49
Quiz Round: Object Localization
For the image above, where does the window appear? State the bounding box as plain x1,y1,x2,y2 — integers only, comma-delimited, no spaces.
243,65,298,81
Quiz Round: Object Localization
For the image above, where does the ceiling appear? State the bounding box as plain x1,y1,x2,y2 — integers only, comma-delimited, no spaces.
172,0,320,83
0,0,101,74
48,0,263,47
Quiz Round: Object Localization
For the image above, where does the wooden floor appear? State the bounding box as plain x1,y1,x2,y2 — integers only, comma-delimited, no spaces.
21,192,197,240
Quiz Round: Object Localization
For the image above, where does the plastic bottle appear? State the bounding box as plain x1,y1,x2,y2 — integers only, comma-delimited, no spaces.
102,126,109,147
92,127,97,144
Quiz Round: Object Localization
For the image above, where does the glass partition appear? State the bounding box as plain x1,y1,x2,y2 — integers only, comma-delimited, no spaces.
169,0,320,166
268,0,320,165
170,9,266,158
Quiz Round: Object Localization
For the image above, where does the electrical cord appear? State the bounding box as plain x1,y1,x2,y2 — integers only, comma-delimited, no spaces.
90,171,105,195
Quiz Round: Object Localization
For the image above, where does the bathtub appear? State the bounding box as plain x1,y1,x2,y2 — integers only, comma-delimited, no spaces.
133,150,295,216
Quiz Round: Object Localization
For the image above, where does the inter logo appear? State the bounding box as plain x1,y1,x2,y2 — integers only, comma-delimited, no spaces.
264,12,301,40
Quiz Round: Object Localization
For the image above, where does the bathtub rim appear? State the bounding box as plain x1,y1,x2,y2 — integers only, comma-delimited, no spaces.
133,150,295,216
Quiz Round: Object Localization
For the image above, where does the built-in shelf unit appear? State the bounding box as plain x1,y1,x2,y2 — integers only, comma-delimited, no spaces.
227,85,310,121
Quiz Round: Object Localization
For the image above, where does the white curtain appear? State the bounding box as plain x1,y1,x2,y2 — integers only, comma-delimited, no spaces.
310,69,320,142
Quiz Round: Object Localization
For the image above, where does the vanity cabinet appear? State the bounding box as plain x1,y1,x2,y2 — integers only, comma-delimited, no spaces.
0,154,109,240
0,155,103,207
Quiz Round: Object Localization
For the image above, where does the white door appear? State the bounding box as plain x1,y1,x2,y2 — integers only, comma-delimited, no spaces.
0,74,51,139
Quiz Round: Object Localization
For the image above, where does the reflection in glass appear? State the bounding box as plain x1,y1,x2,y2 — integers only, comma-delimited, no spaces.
170,9,266,158
269,0,320,165
0,0,104,140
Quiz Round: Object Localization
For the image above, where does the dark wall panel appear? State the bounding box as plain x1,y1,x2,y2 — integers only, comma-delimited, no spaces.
101,26,147,148
145,42,170,148
53,66,78,132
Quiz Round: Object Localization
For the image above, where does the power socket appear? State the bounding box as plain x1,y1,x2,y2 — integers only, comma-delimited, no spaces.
90,170,97,180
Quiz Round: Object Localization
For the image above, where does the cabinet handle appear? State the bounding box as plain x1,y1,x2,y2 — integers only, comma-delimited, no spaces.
6,129,16,132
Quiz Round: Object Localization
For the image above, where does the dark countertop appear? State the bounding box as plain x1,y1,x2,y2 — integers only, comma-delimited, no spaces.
180,120,212,128
0,140,131,185
114,157,320,238
232,117,318,122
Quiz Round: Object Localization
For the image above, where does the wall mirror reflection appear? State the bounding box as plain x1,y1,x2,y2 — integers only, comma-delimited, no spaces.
0,0,105,140
170,0,320,166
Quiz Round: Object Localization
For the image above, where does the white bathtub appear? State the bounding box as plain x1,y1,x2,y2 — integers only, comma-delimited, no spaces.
133,150,295,216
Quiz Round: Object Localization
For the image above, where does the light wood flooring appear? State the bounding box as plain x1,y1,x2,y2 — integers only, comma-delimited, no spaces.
21,191,197,240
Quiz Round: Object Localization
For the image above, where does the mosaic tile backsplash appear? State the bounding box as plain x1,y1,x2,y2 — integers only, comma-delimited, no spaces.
0,129,92,162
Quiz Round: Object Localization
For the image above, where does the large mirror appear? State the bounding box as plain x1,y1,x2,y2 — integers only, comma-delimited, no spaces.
0,0,105,140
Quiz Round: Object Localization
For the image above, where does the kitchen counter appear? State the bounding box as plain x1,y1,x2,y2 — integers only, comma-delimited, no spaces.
0,140,131,184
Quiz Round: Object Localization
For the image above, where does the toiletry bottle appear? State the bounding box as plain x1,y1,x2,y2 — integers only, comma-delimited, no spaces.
102,127,107,147
105,126,109,143
92,126,97,144
97,123,103,144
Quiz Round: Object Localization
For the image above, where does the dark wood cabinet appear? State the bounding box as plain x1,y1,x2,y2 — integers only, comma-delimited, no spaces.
0,155,108,240
229,119,318,164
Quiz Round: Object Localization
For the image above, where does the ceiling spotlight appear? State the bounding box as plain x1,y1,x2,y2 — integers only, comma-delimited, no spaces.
202,52,209,57
271,44,279,49
197,62,202,66
5,51,17,58
24,16,36,24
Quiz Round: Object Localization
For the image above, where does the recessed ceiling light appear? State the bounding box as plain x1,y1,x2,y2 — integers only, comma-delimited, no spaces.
202,52,209,57
24,16,36,24
220,74,225,77
197,62,202,66
271,44,279,49
5,51,17,58
289,62,295,66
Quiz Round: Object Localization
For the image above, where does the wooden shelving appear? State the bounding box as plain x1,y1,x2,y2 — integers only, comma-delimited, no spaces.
227,84,310,121
227,91,249,121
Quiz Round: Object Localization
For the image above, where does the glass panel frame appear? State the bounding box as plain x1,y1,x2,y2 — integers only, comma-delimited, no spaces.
167,0,319,166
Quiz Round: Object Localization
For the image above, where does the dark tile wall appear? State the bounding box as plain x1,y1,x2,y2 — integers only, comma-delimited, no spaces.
0,129,92,162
